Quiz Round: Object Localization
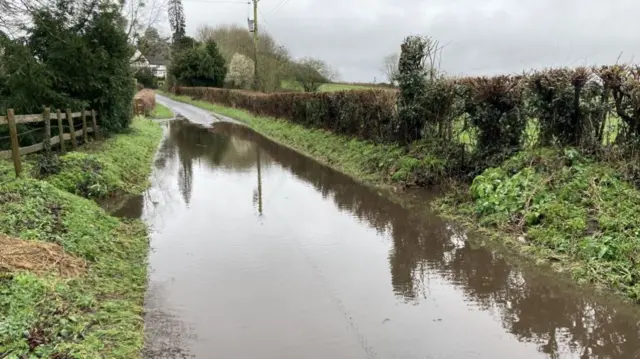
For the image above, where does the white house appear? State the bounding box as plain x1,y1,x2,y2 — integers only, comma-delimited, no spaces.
130,50,167,79
147,55,167,79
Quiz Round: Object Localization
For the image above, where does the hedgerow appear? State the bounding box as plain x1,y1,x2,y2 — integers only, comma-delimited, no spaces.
177,63,640,185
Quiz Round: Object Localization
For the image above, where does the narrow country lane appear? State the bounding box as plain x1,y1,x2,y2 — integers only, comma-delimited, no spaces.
115,95,640,359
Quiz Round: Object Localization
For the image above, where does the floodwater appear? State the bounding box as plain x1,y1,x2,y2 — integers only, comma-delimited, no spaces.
121,97,640,359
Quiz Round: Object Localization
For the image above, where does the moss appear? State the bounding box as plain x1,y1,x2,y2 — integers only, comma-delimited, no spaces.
0,118,161,358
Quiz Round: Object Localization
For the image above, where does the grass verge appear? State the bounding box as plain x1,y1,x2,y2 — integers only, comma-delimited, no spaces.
0,117,161,357
161,91,640,303
150,103,173,119
35,117,162,198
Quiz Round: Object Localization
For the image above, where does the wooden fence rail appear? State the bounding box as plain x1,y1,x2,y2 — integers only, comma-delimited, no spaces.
0,107,100,177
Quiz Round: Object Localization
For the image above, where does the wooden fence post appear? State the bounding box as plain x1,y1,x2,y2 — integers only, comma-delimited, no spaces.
66,108,77,150
91,110,100,139
43,107,51,153
81,109,88,144
56,109,66,154
7,109,21,177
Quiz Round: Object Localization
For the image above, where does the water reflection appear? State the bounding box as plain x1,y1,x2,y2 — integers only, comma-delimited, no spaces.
129,119,640,358
165,120,266,206
206,121,640,358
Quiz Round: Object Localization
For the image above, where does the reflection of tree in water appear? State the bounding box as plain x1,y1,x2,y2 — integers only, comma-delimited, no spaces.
213,122,640,359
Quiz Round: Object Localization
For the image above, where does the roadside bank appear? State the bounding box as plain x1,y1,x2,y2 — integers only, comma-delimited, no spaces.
0,117,162,358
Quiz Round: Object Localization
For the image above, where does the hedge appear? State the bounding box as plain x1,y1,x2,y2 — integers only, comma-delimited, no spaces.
176,86,399,143
176,64,640,181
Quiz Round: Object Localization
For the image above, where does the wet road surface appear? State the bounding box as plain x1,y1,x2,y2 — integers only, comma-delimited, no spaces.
121,97,640,358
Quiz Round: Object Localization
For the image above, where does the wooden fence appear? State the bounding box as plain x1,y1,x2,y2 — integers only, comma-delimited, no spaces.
0,108,100,177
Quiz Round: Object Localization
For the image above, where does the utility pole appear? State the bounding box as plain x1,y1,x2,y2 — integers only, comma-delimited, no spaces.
252,0,259,90
256,146,263,216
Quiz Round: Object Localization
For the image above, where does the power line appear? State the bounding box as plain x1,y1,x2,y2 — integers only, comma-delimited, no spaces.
257,8,271,33
267,0,293,16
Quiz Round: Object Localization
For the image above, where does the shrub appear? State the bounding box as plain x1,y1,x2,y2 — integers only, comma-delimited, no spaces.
527,67,609,149
598,65,640,140
396,36,429,144
135,67,158,89
170,39,227,87
461,76,526,167
291,58,333,93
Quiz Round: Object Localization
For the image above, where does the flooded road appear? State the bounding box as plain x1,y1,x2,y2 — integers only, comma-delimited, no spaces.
126,98,640,358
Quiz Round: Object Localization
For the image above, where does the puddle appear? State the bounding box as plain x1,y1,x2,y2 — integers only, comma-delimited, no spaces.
123,116,640,359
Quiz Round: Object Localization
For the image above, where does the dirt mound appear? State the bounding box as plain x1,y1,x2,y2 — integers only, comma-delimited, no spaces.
0,235,85,277
134,89,157,116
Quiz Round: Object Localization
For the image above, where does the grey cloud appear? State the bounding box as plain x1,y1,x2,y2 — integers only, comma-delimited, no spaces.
183,0,640,82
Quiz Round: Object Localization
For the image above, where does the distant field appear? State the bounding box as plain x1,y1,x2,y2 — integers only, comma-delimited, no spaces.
280,80,389,92
319,83,379,92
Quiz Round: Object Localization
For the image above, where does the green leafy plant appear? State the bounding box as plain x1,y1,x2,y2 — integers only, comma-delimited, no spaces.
457,148,640,301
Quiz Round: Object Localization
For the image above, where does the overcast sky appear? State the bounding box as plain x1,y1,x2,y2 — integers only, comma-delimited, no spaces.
179,0,640,82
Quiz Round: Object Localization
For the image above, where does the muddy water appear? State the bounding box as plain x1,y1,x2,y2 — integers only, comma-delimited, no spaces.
126,116,640,358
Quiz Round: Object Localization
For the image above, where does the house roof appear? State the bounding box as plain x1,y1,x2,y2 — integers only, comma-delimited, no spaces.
131,49,147,63
146,54,167,66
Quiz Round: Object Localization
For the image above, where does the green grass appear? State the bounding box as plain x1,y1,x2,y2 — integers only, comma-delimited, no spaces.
0,117,162,358
279,80,303,91
150,103,173,119
438,148,640,302
318,83,379,92
280,80,384,93
40,117,163,198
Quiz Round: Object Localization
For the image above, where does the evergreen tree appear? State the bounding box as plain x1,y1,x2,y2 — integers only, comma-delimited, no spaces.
169,39,227,87
167,0,185,42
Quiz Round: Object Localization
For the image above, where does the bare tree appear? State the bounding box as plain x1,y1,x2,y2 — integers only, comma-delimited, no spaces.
0,0,166,43
197,24,292,92
0,0,55,37
137,26,170,57
121,0,168,46
293,57,336,92
381,52,399,85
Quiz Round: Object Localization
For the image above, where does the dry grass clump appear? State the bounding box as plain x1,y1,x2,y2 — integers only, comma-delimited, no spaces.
134,89,157,116
0,234,85,277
